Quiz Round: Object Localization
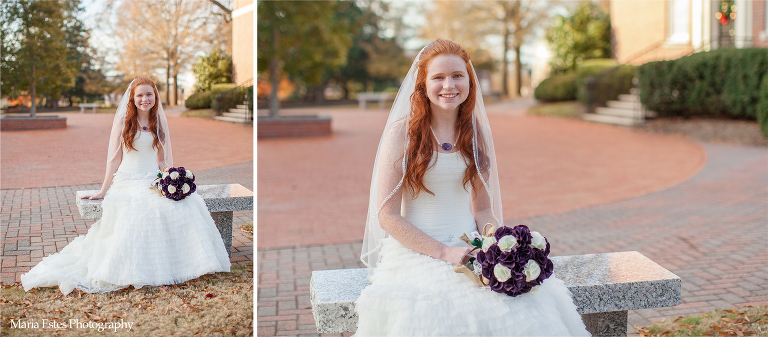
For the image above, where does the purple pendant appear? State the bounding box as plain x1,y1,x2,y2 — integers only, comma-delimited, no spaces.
142,126,148,131
441,143,452,151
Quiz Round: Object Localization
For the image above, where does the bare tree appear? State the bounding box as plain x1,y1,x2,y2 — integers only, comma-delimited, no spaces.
488,0,552,97
114,0,218,105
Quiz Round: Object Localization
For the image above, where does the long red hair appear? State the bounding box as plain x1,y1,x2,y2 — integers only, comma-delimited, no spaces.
404,39,490,198
122,77,163,152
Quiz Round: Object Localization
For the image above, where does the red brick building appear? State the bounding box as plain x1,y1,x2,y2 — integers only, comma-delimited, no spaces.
610,0,766,65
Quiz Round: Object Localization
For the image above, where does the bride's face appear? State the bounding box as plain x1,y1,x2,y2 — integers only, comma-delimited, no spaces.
133,84,156,113
425,54,470,114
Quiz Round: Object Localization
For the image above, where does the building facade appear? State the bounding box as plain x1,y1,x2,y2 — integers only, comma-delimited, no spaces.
611,0,766,65
232,0,254,86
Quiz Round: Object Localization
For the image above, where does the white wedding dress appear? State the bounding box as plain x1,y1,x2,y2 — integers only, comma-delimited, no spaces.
21,131,231,295
354,152,590,336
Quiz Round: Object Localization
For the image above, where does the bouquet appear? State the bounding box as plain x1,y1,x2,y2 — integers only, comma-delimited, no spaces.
149,167,196,201
455,224,554,297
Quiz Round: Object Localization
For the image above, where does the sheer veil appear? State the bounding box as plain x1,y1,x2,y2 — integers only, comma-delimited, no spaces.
360,42,503,270
107,78,172,169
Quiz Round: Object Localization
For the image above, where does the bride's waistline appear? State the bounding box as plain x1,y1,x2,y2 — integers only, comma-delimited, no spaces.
113,171,158,181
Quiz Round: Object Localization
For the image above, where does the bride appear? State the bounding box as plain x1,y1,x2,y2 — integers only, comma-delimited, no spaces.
356,40,589,336
21,77,231,295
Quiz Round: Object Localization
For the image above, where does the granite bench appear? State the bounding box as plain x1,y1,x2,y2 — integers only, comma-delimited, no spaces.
75,183,253,257
79,103,100,113
357,92,394,110
310,251,681,337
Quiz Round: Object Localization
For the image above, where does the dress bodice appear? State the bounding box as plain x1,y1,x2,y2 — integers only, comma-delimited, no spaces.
117,131,159,175
401,151,477,246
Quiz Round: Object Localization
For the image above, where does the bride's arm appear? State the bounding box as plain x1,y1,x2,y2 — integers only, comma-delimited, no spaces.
82,149,122,200
376,123,470,265
471,181,499,234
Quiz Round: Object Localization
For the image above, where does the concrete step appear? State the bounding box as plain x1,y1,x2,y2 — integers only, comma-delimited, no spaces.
618,94,639,102
606,100,640,110
595,107,645,118
214,116,253,124
236,105,248,109
222,112,250,119
583,113,643,126
228,108,248,113
630,88,640,95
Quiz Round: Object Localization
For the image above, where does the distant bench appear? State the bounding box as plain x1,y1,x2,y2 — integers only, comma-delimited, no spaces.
76,184,253,257
79,103,101,114
310,251,681,337
357,92,394,110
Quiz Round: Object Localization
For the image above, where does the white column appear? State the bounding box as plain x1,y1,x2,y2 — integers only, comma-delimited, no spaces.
734,0,754,47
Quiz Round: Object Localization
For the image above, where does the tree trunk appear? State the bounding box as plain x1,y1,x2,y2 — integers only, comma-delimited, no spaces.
269,26,280,118
30,64,36,117
173,74,178,106
315,85,325,104
514,43,522,97
502,25,510,98
166,62,171,106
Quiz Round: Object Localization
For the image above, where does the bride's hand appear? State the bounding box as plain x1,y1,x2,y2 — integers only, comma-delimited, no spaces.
443,246,473,265
81,191,106,200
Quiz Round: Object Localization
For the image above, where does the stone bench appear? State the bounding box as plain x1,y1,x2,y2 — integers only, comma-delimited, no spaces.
79,103,100,113
75,184,253,257
310,251,681,337
357,92,394,110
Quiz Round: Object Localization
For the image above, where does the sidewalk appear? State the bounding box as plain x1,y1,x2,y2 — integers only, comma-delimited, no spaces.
1,111,254,284
256,102,767,336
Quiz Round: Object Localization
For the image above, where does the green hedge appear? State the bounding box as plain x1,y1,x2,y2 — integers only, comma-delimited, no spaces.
637,48,768,121
759,72,768,137
534,72,577,102
576,59,635,107
210,84,238,113
185,91,211,109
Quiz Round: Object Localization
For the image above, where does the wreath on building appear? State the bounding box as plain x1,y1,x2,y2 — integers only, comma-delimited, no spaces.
716,0,735,25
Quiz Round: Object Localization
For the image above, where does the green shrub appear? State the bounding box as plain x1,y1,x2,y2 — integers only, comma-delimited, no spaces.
575,59,635,107
185,91,211,109
210,84,238,112
638,48,768,120
534,72,577,102
759,73,768,137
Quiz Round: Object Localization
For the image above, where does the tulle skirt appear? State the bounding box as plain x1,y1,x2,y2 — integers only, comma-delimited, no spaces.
21,171,231,295
354,238,590,336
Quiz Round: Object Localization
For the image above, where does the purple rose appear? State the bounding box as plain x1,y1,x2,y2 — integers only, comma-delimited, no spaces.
510,225,532,245
493,226,516,241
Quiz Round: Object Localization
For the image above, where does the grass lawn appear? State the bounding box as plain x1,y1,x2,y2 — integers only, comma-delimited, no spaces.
181,109,215,119
0,263,253,336
527,101,583,118
636,306,768,337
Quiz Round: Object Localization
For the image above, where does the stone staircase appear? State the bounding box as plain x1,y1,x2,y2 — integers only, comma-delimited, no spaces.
214,104,252,124
582,89,657,126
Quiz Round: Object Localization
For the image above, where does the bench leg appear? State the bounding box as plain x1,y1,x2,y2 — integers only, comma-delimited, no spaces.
210,211,233,257
581,310,627,337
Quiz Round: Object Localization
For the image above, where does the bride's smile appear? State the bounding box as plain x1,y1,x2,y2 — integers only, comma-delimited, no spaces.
426,54,469,114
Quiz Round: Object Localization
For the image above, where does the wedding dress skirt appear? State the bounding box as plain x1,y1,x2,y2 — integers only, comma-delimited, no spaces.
354,152,589,336
21,132,231,295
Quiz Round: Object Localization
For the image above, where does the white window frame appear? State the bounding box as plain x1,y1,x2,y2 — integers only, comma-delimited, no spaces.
667,0,691,45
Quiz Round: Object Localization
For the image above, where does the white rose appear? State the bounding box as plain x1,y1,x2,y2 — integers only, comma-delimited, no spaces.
162,172,169,179
170,171,180,179
497,235,518,252
167,185,176,194
185,170,194,179
182,183,190,194
493,264,512,282
523,259,541,282
530,231,546,250
482,237,497,252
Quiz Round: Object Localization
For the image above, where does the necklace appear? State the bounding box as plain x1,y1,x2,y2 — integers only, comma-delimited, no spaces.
138,120,149,131
430,126,458,151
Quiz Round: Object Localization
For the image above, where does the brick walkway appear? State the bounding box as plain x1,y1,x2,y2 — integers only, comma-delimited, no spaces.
257,103,767,336
1,109,253,284
258,101,706,249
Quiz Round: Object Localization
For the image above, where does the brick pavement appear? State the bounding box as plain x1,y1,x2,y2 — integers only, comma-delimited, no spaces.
1,109,253,189
1,108,253,284
0,160,254,285
258,102,706,249
257,107,766,335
